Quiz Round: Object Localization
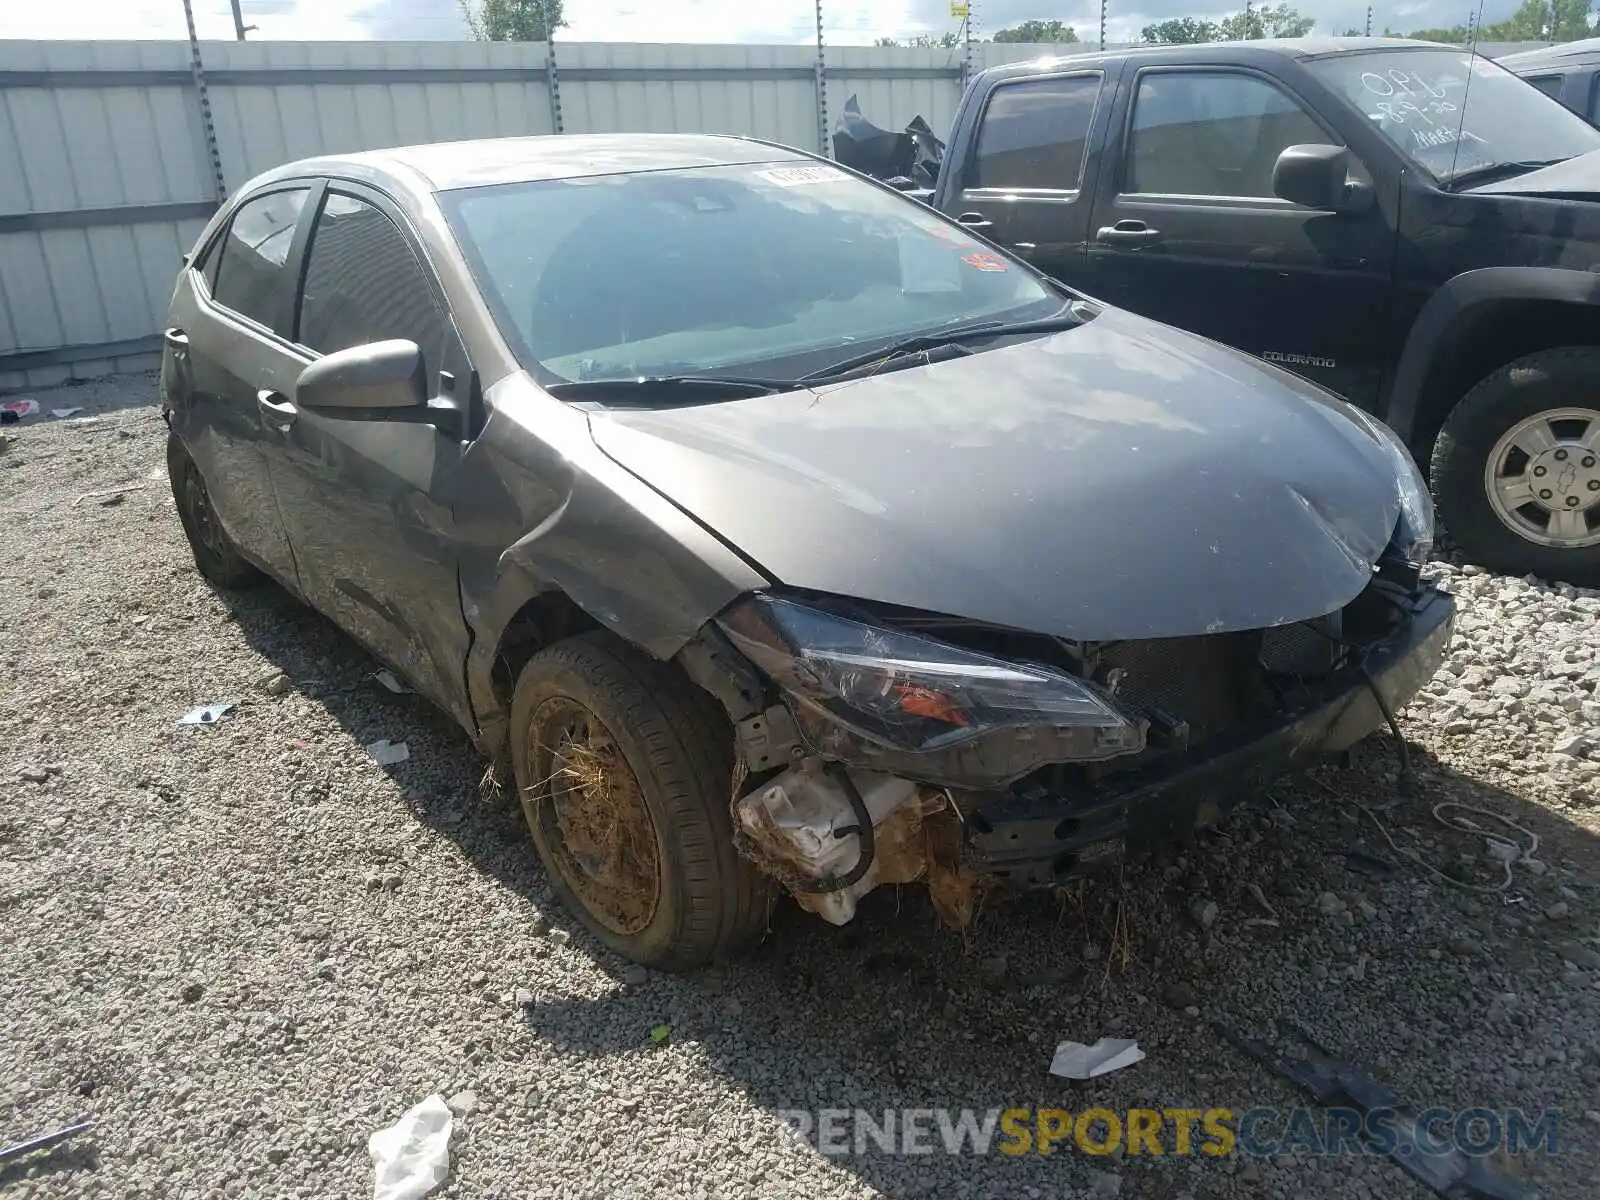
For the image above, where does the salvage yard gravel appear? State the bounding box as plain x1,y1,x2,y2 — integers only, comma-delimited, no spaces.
4,372,1600,1199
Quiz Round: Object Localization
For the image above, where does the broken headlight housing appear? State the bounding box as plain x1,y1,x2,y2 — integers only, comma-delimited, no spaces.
1340,405,1436,567
717,594,1145,787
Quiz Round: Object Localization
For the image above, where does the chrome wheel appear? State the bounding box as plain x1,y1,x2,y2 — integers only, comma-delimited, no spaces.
1483,406,1600,548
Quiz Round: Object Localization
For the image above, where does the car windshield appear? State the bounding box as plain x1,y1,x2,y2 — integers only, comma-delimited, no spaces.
439,160,1062,384
1308,48,1600,184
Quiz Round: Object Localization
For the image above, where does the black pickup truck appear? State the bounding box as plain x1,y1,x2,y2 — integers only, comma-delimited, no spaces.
898,37,1600,583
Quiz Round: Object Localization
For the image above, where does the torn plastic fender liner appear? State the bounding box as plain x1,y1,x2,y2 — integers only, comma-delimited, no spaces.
455,376,771,757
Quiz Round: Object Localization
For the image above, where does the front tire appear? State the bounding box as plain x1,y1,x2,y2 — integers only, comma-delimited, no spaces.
167,431,263,588
508,631,772,970
1430,347,1600,585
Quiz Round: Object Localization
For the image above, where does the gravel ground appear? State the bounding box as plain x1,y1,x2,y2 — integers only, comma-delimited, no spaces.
3,372,1600,1200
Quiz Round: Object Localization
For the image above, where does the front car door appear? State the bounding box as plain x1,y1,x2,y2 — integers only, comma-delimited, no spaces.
1086,66,1397,406
167,185,315,586
262,184,476,722
938,68,1113,288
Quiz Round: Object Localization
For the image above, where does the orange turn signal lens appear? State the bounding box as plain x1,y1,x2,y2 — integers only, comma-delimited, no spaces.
893,684,969,726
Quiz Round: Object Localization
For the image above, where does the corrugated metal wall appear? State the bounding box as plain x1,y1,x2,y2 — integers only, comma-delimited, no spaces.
0,37,1090,391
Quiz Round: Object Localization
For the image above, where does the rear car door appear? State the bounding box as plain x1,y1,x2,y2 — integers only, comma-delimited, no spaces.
166,185,314,585
1085,66,1396,406
940,69,1111,287
264,184,475,721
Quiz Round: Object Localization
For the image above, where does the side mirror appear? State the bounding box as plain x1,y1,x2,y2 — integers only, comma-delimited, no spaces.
296,339,428,414
1273,144,1368,212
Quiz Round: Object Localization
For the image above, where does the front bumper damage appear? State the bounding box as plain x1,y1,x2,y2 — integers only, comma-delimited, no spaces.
694,581,1455,926
964,584,1455,886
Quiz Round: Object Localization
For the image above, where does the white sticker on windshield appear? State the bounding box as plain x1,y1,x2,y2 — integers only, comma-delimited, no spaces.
756,165,843,187
898,231,963,295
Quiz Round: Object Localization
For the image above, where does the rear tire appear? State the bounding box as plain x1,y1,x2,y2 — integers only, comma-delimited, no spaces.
509,631,773,970
1430,346,1600,585
167,431,263,588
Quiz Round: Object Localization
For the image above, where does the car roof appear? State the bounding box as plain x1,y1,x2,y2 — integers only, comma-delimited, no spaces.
973,35,1453,82
270,133,810,193
1498,37,1600,70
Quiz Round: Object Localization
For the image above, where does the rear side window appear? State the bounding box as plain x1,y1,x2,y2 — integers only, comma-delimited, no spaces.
1525,74,1564,99
296,193,450,376
211,188,309,330
1126,71,1329,198
970,75,1102,190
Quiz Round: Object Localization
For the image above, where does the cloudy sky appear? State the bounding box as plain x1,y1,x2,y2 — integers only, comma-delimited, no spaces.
0,0,1531,46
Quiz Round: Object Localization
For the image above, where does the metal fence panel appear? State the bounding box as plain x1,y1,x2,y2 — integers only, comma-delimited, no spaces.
0,37,1089,391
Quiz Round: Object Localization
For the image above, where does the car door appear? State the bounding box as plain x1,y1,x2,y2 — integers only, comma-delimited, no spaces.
170,184,315,585
939,69,1112,288
262,183,475,721
1085,66,1396,406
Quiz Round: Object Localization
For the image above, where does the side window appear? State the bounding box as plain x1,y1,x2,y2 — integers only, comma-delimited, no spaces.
1588,75,1600,122
969,75,1102,190
1127,72,1331,198
189,228,223,292
297,193,450,377
1525,73,1564,99
211,189,310,330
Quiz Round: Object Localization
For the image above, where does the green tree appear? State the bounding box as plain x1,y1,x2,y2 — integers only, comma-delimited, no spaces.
1143,6,1312,44
1142,16,1221,42
1411,0,1598,43
1407,24,1471,41
992,19,1080,42
462,0,565,41
876,33,962,47
1218,3,1316,39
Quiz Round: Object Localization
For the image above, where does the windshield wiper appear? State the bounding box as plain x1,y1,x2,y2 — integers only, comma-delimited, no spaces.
798,311,1085,385
545,374,787,404
1445,159,1568,191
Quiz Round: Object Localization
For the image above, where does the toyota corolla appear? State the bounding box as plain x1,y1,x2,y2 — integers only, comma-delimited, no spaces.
160,134,1454,968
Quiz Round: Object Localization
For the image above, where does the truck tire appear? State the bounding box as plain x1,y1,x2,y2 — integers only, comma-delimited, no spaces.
1430,346,1600,585
508,631,773,970
167,431,264,588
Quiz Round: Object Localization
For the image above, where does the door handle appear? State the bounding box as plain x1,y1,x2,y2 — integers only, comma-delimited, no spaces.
956,212,994,230
1012,242,1038,257
257,389,296,432
1095,220,1162,248
164,327,189,356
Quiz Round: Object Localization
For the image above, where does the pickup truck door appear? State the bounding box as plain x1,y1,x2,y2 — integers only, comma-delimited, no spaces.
936,67,1118,289
1084,65,1396,407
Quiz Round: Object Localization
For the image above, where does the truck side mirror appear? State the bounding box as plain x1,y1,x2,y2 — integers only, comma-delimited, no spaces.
1273,144,1369,212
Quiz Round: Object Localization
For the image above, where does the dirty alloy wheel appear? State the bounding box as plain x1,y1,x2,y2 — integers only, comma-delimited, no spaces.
1430,346,1600,586
166,431,263,588
509,631,773,970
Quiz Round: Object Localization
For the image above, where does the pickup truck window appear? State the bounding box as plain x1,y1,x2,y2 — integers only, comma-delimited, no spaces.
970,75,1101,191
1307,49,1600,185
1127,71,1327,198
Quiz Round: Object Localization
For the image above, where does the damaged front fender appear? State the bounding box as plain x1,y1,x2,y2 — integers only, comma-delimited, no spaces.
457,375,771,755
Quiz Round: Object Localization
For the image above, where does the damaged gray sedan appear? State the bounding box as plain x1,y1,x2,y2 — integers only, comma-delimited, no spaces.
160,133,1454,968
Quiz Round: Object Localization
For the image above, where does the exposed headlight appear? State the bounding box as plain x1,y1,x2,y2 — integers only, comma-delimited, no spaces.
1340,405,1435,566
716,594,1144,785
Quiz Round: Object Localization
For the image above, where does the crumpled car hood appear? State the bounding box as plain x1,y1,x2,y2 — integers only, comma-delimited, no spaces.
587,307,1401,641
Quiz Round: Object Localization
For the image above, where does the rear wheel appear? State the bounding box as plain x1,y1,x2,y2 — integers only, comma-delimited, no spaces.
1430,346,1600,585
509,631,772,970
167,432,263,588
